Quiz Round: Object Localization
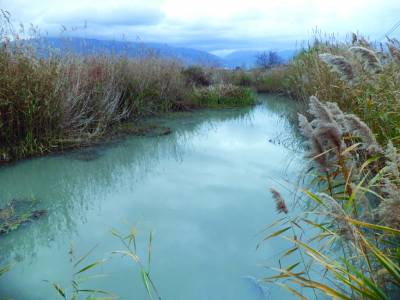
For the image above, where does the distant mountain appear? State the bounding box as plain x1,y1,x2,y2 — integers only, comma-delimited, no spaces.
29,37,223,66
222,49,298,69
24,37,298,69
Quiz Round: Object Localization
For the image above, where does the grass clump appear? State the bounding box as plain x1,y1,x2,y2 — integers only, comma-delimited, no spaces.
251,67,289,93
182,65,212,87
191,84,255,108
46,229,160,300
228,69,254,87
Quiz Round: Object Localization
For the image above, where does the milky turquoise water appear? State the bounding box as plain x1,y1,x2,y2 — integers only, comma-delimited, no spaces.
0,95,306,300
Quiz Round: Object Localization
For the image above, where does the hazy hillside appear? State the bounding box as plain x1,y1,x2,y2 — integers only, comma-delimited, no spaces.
26,37,297,68
31,37,223,66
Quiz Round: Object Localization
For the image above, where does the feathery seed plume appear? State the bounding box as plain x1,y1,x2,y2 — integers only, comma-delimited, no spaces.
385,141,400,179
351,33,357,45
298,113,314,139
315,123,344,152
298,113,329,169
270,189,288,214
325,102,347,130
388,44,400,63
325,102,344,117
376,179,400,229
308,96,336,124
317,193,355,240
349,46,383,74
345,114,382,153
319,53,354,82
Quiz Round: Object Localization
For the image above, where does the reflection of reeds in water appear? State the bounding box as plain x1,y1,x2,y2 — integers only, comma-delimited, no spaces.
0,103,255,266
0,12,255,164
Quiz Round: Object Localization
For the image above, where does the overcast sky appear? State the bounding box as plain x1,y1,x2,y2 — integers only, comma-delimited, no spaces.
1,0,399,55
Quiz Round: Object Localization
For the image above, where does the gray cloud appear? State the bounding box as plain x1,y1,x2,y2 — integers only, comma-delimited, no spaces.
1,0,399,53
43,6,165,27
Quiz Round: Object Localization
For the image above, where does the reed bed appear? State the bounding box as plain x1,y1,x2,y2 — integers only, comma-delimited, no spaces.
240,32,400,299
256,34,400,147
0,13,255,164
262,87,400,297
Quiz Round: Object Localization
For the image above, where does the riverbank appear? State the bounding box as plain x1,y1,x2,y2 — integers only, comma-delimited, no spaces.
240,34,400,148
0,10,259,165
0,41,255,165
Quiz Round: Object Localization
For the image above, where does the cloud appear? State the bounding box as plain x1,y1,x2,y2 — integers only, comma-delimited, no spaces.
43,4,165,26
1,0,399,52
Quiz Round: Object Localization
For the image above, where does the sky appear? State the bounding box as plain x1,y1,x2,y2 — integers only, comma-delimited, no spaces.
1,0,399,55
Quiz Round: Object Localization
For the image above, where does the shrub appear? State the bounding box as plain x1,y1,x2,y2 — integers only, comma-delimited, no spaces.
182,65,212,87
230,69,254,86
252,67,289,93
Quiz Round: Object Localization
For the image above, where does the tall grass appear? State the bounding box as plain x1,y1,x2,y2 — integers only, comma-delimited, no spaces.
253,33,400,299
0,12,255,164
191,84,255,108
263,96,400,299
257,33,400,146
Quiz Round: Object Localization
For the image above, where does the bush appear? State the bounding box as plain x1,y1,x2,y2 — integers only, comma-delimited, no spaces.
230,69,253,86
182,66,212,87
252,67,289,93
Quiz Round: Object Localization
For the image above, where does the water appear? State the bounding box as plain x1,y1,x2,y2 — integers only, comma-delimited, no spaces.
0,95,304,300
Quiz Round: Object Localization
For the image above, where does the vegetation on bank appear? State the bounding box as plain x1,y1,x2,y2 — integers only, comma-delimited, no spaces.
244,34,400,146
0,13,255,165
257,35,400,299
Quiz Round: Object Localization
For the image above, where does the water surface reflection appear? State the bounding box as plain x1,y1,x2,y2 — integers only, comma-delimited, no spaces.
0,95,304,300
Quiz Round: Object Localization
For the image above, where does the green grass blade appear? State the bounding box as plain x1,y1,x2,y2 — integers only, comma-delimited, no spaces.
141,269,153,299
74,259,105,275
73,244,99,268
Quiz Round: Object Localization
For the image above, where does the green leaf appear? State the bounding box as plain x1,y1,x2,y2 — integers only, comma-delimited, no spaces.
265,226,291,241
52,283,66,299
148,231,153,269
141,269,152,300
362,236,400,284
302,189,324,205
342,259,388,300
74,244,99,268
74,260,105,275
77,289,113,295
281,246,298,259
286,262,301,272
345,218,400,235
